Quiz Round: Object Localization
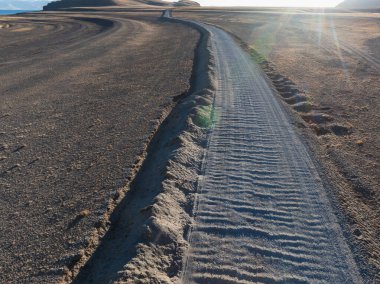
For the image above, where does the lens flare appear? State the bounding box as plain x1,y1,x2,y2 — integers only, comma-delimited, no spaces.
191,0,343,7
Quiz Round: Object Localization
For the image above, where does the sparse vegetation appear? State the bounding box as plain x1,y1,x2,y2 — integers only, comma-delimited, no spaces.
192,105,214,128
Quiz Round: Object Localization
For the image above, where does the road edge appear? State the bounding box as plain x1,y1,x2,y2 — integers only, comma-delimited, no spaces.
64,12,217,283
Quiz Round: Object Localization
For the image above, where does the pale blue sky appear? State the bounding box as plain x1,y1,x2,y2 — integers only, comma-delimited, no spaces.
0,0,49,10
177,0,344,7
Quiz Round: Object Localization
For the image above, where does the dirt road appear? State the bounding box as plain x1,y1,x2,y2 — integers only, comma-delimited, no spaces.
174,10,380,277
179,21,363,283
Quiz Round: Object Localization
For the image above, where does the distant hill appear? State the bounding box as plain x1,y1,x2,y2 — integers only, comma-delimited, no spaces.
337,0,380,9
43,0,199,10
173,0,200,6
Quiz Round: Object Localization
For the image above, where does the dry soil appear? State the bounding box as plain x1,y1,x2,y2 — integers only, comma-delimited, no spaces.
0,10,199,283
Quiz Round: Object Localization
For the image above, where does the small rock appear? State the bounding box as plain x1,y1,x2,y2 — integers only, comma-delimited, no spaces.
353,228,362,238
78,209,90,217
356,140,364,146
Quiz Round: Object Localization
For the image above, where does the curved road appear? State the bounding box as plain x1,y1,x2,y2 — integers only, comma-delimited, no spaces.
179,21,363,283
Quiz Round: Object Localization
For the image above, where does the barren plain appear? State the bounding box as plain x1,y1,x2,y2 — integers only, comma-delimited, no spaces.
1,4,379,284
0,9,198,283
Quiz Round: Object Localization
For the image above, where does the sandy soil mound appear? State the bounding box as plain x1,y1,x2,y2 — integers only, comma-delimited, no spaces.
57,14,215,283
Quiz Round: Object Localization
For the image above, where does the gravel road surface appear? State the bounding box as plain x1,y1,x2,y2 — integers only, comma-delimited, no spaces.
181,22,363,283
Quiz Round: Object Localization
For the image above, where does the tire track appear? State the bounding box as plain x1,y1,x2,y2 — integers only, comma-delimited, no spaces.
181,22,363,283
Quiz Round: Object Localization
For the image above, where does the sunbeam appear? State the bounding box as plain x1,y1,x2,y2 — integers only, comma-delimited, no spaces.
184,0,344,7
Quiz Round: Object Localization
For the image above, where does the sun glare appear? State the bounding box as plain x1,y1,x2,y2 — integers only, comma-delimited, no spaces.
192,0,344,7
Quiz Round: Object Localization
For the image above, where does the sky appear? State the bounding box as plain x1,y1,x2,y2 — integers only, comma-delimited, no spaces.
189,0,344,7
0,0,49,10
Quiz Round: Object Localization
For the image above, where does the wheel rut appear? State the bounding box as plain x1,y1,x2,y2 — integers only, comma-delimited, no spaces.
181,22,363,283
